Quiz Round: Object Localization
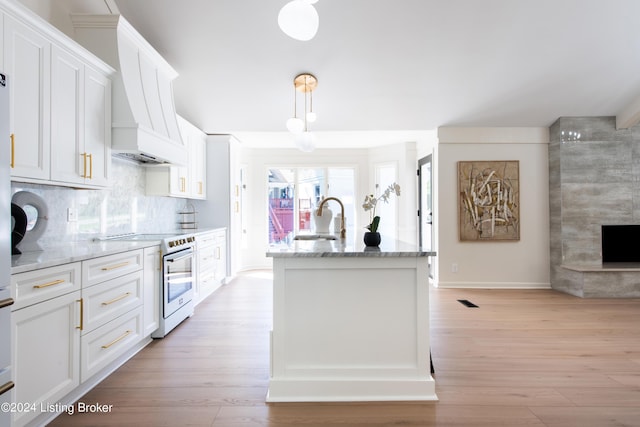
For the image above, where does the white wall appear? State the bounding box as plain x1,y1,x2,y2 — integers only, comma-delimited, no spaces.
436,127,550,289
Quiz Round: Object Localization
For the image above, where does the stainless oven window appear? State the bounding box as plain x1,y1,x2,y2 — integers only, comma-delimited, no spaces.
163,248,194,316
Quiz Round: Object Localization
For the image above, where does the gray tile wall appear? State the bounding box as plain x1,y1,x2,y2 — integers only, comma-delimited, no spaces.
549,116,640,296
11,157,186,247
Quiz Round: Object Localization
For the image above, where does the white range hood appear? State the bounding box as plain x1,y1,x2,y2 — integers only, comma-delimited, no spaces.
71,14,187,165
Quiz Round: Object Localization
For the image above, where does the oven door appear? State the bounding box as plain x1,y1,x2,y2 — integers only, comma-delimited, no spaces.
162,247,194,318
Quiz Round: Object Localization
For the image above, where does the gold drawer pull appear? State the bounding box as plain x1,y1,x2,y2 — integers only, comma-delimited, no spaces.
10,134,15,168
76,298,84,330
33,279,65,289
0,381,15,396
82,152,88,178
0,298,14,309
101,261,130,271
101,292,132,306
101,330,132,349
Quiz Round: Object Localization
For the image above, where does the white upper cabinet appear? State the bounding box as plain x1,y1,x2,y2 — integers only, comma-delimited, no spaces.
83,65,112,187
146,115,206,199
50,45,112,187
4,13,51,181
2,1,114,188
190,133,206,198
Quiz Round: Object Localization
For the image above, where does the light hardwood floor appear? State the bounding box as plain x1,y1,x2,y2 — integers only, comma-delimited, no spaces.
49,270,640,426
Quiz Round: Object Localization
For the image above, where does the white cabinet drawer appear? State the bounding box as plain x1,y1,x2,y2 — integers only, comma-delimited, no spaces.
82,271,143,334
11,263,81,310
197,234,216,247
196,230,224,248
197,244,219,270
81,306,143,381
83,249,143,287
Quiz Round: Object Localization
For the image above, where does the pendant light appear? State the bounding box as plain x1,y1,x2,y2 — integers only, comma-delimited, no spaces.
278,0,319,41
286,73,318,152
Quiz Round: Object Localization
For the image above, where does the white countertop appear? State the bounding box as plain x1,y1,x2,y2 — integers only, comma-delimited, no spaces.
11,227,226,274
11,240,162,274
267,232,436,258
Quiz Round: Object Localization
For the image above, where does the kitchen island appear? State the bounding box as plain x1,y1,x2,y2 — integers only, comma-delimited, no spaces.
266,235,437,402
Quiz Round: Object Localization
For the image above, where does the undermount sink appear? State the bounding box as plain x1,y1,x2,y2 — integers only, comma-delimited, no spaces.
293,234,338,241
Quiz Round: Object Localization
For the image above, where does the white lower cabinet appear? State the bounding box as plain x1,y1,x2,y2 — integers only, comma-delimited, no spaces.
195,229,226,305
81,270,143,336
80,306,143,380
143,246,161,337
11,290,81,427
79,251,144,382
10,247,157,426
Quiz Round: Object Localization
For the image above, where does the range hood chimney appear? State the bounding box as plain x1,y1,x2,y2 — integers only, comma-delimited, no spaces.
71,14,187,165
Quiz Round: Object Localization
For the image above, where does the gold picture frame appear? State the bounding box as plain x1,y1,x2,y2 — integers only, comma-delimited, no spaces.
458,160,520,241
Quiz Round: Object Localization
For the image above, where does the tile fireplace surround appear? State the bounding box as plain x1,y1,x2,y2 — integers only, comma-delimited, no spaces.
549,116,640,298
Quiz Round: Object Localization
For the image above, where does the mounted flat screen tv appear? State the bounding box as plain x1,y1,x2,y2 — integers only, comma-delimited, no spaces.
601,225,640,263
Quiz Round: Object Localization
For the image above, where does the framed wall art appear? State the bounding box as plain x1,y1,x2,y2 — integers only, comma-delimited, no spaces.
458,160,520,241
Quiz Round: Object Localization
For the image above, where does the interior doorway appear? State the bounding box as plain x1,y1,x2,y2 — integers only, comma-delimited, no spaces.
418,154,433,252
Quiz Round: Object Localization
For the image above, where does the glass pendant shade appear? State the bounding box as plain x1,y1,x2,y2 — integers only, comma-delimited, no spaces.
294,132,316,152
305,111,317,123
278,0,319,41
286,117,305,133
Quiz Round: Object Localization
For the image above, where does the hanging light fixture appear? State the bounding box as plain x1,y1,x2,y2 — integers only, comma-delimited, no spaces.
278,0,319,41
286,73,318,152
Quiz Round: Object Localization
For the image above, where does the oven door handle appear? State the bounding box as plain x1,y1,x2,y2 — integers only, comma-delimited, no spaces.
166,252,193,263
0,297,14,309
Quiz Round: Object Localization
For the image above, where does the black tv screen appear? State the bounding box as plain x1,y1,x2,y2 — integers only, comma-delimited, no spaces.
602,225,640,263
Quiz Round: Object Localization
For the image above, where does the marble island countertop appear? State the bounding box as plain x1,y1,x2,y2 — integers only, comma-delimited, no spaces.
267,232,436,258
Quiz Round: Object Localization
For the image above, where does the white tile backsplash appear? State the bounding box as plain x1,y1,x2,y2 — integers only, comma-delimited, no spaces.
11,157,186,246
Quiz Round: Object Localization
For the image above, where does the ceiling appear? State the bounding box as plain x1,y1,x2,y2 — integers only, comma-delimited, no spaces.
51,0,640,147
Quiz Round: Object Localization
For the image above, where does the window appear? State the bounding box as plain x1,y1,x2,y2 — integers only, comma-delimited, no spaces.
268,167,355,245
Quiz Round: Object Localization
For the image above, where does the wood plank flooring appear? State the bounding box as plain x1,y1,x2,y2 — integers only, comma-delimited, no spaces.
49,270,640,426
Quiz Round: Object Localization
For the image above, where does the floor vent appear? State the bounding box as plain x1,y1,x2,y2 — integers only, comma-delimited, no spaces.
457,299,479,308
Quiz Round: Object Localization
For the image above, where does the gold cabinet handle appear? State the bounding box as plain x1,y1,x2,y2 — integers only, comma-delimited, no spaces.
76,298,84,330
10,134,14,168
101,261,130,271
102,330,132,349
198,181,203,195
101,292,131,306
180,177,186,192
33,279,65,289
88,153,93,179
82,152,87,178
0,298,14,309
